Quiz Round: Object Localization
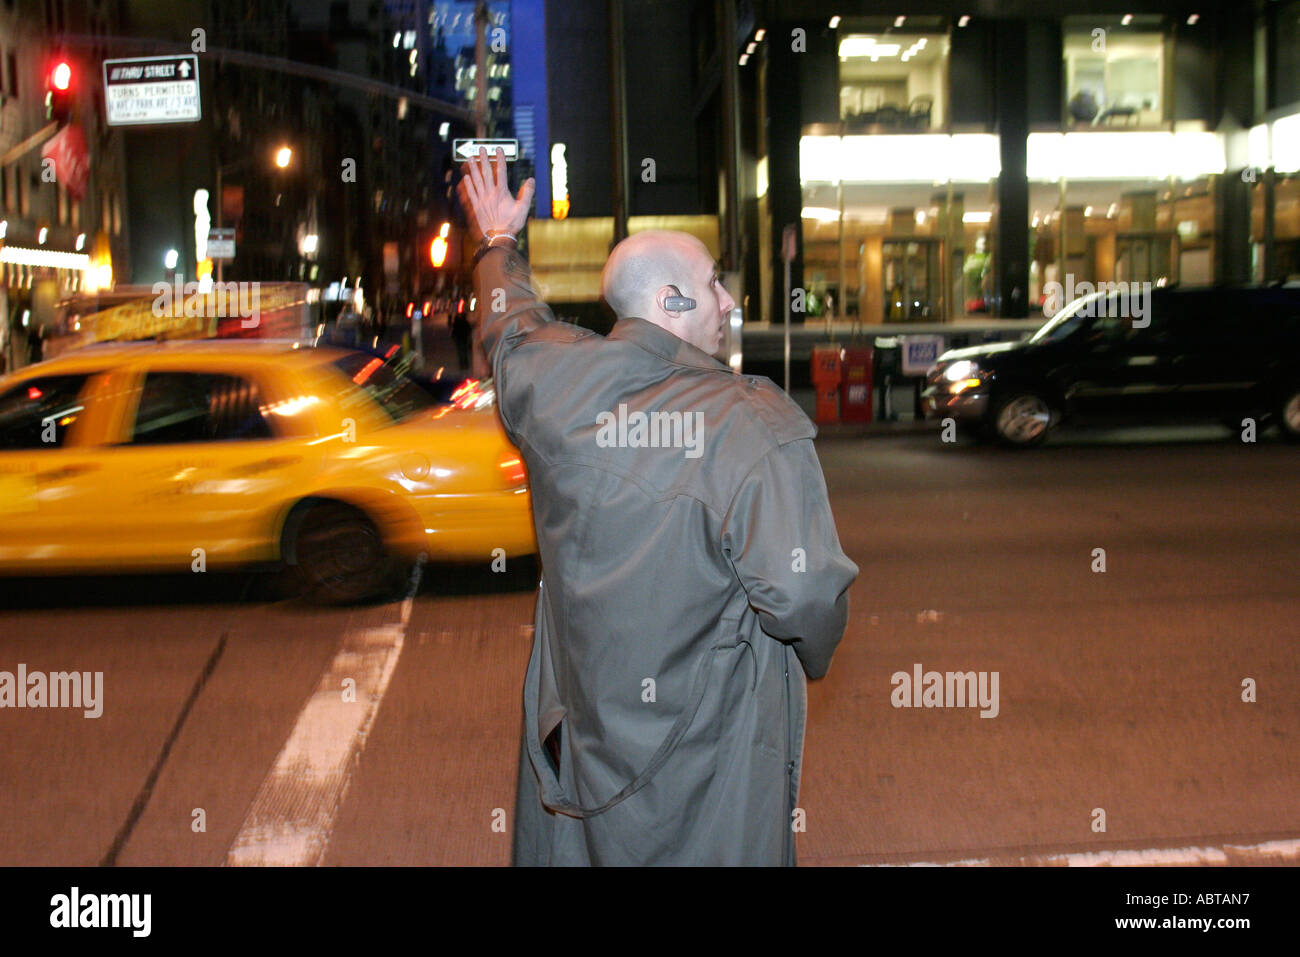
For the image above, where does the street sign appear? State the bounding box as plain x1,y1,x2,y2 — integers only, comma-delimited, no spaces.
452,138,518,162
103,55,201,126
901,335,945,376
207,228,235,260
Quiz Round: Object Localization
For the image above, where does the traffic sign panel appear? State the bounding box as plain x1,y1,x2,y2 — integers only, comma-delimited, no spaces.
207,228,235,259
452,138,518,162
103,55,201,126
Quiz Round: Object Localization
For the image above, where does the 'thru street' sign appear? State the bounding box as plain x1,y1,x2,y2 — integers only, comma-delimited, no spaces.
103,55,201,126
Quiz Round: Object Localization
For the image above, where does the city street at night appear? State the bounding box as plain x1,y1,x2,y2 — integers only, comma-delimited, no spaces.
3,0,1300,932
2,430,1296,867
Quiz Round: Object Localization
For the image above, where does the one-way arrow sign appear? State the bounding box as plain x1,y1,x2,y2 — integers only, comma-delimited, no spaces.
452,138,518,162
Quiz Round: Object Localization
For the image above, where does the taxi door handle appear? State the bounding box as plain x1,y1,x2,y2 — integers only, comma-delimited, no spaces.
35,463,101,482
229,455,302,476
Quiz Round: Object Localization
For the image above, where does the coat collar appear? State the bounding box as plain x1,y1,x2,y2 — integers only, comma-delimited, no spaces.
606,316,729,372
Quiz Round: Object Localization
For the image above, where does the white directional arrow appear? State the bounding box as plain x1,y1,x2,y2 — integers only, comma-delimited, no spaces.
452,138,518,162
178,60,191,77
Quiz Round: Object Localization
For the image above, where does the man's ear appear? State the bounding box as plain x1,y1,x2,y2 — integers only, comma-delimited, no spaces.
654,284,673,315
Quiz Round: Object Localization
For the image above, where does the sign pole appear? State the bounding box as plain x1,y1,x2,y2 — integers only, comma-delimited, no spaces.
784,259,791,395
782,224,795,395
216,165,223,285
475,1,488,138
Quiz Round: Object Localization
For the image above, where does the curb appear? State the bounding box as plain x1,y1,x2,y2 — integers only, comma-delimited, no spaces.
815,421,938,439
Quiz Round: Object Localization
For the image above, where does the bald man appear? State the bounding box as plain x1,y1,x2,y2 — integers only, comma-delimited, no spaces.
459,149,858,866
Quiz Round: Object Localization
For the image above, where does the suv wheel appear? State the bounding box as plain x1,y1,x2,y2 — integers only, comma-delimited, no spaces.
1278,388,1300,443
289,501,404,604
991,391,1053,447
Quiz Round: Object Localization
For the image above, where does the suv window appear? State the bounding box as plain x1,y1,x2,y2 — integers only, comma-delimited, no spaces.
130,372,273,445
1080,313,1128,348
0,374,90,450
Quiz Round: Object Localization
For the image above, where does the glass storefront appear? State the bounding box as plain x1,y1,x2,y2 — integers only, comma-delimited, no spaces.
795,10,1300,324
1027,170,1222,315
800,134,1000,324
1251,172,1300,281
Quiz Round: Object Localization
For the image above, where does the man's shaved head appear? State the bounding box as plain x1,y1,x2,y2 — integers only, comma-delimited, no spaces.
601,231,706,321
600,230,734,355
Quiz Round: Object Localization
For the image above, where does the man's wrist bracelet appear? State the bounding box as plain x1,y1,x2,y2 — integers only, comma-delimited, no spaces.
474,232,518,266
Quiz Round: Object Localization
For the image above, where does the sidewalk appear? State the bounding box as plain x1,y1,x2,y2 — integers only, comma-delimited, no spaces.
787,387,939,438
417,317,937,438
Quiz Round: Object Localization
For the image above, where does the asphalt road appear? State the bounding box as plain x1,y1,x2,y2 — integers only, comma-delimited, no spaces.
1,425,1297,866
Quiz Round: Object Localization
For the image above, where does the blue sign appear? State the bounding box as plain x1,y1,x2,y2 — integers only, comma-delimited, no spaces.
901,336,944,376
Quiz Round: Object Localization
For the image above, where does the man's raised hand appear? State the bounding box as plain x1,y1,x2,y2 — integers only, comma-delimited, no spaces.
457,147,535,244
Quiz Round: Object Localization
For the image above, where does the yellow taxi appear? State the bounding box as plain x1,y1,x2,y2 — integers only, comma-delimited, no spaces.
0,339,536,602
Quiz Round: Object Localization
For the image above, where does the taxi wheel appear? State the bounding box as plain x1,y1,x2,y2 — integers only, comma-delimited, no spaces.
990,391,1053,447
290,501,402,605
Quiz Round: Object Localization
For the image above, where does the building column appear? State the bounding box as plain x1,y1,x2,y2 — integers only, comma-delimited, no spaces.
994,19,1029,318
608,0,629,246
766,22,805,324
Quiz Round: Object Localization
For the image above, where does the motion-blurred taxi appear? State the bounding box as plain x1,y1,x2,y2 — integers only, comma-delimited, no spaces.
0,339,535,602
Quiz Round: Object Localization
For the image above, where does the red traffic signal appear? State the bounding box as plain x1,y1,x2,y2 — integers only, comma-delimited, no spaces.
46,59,74,123
429,222,451,268
430,236,448,268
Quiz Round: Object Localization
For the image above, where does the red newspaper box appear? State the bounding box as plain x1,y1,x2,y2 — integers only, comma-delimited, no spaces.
811,345,843,425
839,347,874,423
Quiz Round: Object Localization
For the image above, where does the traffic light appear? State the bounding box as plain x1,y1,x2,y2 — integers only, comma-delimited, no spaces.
429,222,450,268
45,59,74,123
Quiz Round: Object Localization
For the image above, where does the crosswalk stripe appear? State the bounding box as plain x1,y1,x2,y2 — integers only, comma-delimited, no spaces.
870,838,1300,867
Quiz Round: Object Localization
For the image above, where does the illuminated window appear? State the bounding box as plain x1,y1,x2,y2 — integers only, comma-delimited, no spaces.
1064,16,1166,128
838,30,947,132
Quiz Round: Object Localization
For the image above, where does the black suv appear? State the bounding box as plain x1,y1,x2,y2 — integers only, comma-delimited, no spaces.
922,285,1300,446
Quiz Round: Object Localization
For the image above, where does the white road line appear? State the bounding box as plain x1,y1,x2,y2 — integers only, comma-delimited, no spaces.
226,623,406,866
228,564,422,866
870,838,1300,867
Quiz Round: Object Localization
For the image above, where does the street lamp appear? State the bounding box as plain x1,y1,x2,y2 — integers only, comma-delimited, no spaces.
164,248,179,270
215,144,296,282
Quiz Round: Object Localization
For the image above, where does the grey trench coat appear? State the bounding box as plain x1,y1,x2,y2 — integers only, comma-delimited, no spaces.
472,245,859,865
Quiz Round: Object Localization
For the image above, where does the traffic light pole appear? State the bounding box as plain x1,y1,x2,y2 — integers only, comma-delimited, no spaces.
475,1,489,137
216,164,223,285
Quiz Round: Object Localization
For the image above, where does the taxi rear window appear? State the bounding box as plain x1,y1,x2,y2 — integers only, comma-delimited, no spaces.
0,375,90,450
331,353,438,423
130,372,273,444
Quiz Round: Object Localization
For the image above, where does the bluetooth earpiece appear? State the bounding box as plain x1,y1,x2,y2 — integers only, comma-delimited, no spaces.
663,285,697,312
